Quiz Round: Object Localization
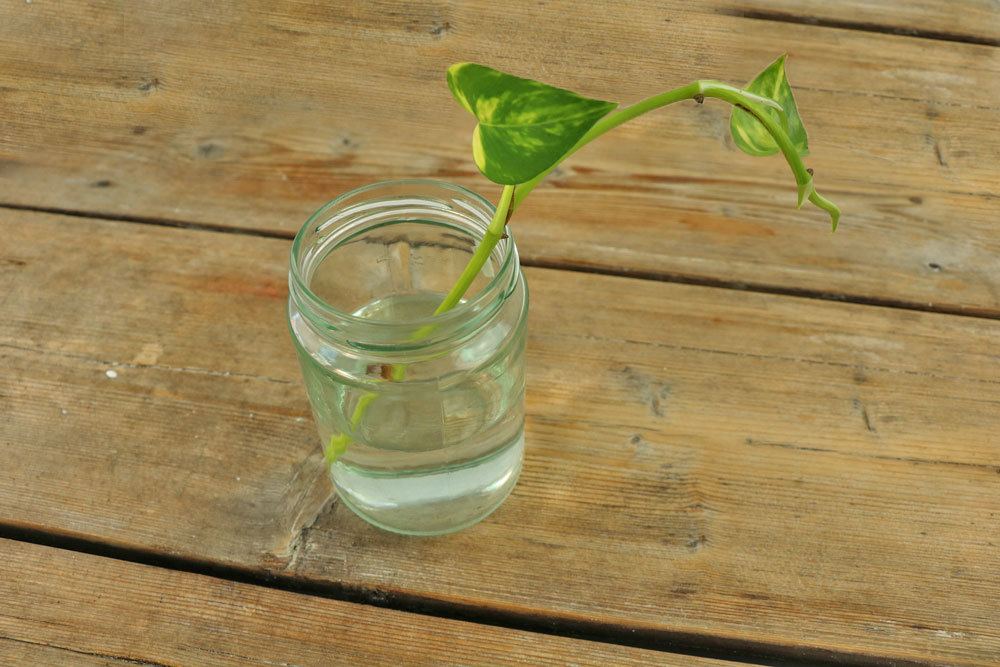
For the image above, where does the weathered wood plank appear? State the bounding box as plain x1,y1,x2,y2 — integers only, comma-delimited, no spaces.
1,1,997,314
0,640,130,666
2,210,998,663
0,232,321,568
728,0,1000,46
0,539,695,666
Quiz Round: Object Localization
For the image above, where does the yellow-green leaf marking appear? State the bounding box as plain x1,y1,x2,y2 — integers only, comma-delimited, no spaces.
447,62,617,184
730,54,809,158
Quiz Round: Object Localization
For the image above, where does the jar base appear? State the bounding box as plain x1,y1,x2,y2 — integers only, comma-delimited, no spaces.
331,434,523,536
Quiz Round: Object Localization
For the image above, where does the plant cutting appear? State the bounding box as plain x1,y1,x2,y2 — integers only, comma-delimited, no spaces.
288,56,839,535
439,55,838,310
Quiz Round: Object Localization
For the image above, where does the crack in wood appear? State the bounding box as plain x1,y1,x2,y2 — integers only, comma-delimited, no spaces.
0,202,294,240
0,634,173,667
853,398,879,434
795,85,1000,113
571,333,1000,389
525,260,1000,322
745,437,1000,473
283,484,337,574
0,341,295,386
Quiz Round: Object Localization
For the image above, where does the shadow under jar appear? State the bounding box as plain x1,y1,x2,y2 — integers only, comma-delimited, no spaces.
288,180,528,535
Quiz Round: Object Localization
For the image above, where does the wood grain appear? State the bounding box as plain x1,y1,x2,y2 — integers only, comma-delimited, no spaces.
0,539,700,666
2,210,998,663
1,1,998,314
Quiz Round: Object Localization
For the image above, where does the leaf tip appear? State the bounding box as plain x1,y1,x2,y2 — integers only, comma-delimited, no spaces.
807,191,841,231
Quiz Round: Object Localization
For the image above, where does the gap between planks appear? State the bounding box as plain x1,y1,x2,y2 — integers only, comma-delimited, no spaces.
0,523,932,667
718,8,1000,47
4,201,998,321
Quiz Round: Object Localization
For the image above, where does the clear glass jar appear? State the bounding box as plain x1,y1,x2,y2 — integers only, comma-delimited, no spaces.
288,180,528,535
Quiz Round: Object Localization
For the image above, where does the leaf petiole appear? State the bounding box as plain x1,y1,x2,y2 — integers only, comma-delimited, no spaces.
433,184,516,315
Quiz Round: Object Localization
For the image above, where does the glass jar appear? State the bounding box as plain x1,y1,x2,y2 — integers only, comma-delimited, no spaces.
288,180,528,535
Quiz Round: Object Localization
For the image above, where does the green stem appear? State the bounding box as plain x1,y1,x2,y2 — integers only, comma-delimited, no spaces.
434,184,515,314
511,80,839,229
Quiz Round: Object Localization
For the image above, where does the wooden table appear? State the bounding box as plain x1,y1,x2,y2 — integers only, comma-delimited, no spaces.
2,2,998,665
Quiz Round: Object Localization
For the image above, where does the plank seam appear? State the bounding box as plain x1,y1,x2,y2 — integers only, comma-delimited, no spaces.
0,525,937,667
526,259,1000,321
719,8,1000,47
3,202,997,320
0,202,292,240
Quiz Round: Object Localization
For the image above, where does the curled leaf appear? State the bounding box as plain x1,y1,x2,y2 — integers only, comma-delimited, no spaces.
810,191,841,231
447,63,617,184
730,54,808,158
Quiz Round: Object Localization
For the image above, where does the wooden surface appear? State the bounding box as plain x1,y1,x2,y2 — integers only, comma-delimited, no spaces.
2,1,999,665
2,1,999,316
3,211,999,664
1,539,711,667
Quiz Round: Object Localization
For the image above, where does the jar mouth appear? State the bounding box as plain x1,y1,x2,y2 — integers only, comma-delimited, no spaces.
289,179,516,335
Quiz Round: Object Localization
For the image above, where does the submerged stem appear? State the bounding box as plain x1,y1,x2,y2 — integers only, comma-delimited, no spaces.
324,185,516,464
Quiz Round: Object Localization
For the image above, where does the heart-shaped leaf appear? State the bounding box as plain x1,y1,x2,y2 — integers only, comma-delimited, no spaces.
730,55,809,158
447,63,617,184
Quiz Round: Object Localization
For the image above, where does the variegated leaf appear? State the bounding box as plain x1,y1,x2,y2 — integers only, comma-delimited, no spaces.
730,55,809,158
447,62,617,184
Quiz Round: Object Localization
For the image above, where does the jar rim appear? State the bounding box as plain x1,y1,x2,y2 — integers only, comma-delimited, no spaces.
289,179,516,333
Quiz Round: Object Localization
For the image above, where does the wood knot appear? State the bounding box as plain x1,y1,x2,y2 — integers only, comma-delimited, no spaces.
197,142,225,159
137,77,161,93
429,21,451,37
